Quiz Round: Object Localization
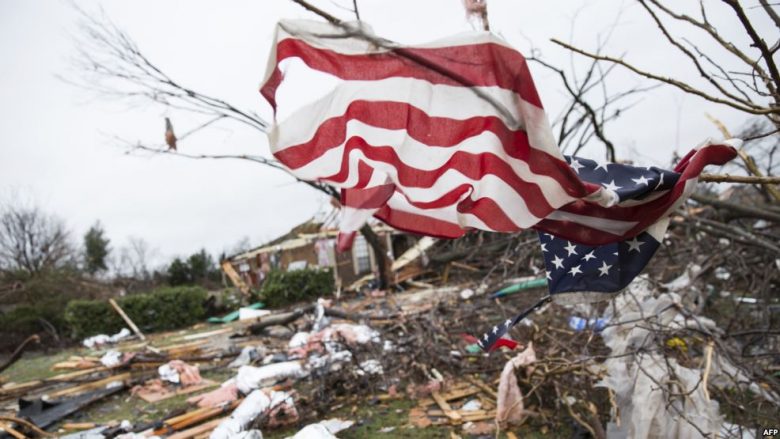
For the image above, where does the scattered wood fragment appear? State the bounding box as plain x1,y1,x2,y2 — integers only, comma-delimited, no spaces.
166,416,226,439
62,422,97,431
153,399,241,436
47,372,130,399
221,260,251,297
431,391,462,424
109,298,146,341
135,379,218,403
174,327,233,342
466,377,498,399
419,387,482,406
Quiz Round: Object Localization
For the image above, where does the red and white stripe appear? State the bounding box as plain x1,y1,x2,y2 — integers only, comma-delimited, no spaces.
260,20,737,249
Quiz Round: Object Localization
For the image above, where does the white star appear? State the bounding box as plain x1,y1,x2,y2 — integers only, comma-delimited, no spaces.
504,319,512,327
602,180,622,192
492,326,499,334
627,236,644,252
582,250,596,261
598,261,612,277
569,159,585,173
551,255,564,269
594,160,610,172
483,333,489,341
564,241,578,256
540,242,548,252
568,265,582,276
546,270,552,280
632,175,650,186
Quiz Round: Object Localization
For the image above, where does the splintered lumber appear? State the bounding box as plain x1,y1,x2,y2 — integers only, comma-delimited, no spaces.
466,377,498,399
62,422,97,431
0,367,109,397
166,417,226,439
154,399,241,435
419,386,482,406
0,423,24,439
136,380,217,403
221,260,251,297
109,298,146,341
427,409,497,422
47,372,130,399
174,327,233,342
161,340,209,356
431,391,462,424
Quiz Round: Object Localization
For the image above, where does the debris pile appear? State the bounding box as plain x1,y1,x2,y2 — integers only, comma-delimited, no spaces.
0,188,777,437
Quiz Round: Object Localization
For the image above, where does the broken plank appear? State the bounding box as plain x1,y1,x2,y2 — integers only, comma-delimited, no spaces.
155,400,240,435
47,372,130,399
136,380,217,403
431,391,462,424
109,298,146,341
466,376,498,399
418,386,482,406
166,417,225,439
173,327,233,342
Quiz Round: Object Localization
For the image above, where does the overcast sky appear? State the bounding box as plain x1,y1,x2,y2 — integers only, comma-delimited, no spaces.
0,0,773,266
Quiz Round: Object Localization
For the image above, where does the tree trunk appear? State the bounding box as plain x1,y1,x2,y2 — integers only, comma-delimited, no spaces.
359,224,391,289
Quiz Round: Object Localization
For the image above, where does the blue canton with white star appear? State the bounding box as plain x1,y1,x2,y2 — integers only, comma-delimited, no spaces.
477,156,678,351
542,155,676,295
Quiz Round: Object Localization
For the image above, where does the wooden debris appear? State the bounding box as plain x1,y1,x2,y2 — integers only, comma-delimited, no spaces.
62,422,97,431
166,416,226,439
109,298,146,341
153,399,241,436
221,260,251,297
47,372,130,399
431,391,462,424
135,379,218,403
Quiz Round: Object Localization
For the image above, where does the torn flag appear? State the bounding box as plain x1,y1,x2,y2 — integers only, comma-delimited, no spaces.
259,19,736,251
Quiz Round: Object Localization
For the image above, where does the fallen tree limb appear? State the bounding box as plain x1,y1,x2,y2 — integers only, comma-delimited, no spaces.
700,173,780,185
690,193,780,223
0,334,40,374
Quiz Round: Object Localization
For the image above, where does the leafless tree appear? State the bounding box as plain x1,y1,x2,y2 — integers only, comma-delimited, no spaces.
0,204,74,276
110,236,156,281
67,5,400,288
552,0,780,136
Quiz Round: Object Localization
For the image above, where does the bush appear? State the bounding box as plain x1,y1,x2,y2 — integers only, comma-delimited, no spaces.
259,268,334,308
64,286,208,338
0,299,69,349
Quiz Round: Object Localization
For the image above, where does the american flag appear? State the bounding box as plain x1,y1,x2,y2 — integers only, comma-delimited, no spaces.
259,20,738,350
475,157,687,351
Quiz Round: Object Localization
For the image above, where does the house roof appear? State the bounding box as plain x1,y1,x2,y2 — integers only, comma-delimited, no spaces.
229,223,399,263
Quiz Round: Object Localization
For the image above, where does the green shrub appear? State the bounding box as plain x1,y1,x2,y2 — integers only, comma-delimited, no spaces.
64,286,208,338
0,300,67,335
259,268,334,308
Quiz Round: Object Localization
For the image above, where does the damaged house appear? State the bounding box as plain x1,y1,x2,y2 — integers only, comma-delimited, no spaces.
223,220,421,290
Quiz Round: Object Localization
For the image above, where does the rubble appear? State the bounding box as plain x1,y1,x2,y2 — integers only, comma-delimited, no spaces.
0,198,777,438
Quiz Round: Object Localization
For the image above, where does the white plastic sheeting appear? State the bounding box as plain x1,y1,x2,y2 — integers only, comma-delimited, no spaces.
597,278,769,439
496,343,536,427
287,419,354,439
235,362,305,394
83,328,132,348
210,389,293,439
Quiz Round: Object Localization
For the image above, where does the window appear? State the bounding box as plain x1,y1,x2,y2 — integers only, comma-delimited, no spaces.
353,235,371,275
